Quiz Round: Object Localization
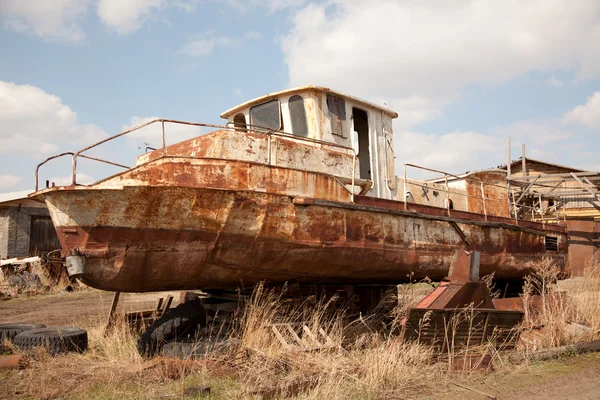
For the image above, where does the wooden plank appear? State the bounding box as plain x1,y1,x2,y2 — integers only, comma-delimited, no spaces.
159,295,173,317
285,324,305,347
271,326,293,350
302,325,323,347
103,291,121,335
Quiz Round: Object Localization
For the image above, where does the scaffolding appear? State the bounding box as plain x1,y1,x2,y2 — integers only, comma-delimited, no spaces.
507,170,600,223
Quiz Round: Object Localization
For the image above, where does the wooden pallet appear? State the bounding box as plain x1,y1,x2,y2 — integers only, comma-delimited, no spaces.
268,323,337,351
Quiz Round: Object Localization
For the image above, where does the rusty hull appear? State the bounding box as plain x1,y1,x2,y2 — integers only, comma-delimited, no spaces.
33,127,568,293
37,155,567,292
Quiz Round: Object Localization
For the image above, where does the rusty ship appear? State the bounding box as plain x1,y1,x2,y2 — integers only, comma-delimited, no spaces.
32,86,567,293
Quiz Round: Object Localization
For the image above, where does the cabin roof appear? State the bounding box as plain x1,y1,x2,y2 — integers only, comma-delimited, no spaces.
220,85,399,119
498,157,586,172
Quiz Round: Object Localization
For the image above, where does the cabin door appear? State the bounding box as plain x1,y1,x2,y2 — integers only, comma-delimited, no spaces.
352,108,371,180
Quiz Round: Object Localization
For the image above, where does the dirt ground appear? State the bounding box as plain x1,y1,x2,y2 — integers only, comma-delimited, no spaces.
2,290,600,399
425,352,600,400
0,289,181,328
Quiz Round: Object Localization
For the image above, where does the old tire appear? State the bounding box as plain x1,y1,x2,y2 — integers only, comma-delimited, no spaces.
138,299,206,357
0,323,46,343
13,327,88,355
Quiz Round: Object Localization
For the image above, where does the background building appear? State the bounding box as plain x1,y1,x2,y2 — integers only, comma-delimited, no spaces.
0,191,60,259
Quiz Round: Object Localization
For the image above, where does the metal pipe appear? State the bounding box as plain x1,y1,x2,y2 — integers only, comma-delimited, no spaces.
71,154,77,186
268,135,272,165
77,154,129,169
403,163,407,210
507,137,511,178
511,190,519,224
539,194,545,228
507,137,511,211
403,163,508,192
522,144,527,177
34,152,75,191
480,182,487,221
351,154,356,203
34,119,356,193
161,120,166,156
445,174,450,215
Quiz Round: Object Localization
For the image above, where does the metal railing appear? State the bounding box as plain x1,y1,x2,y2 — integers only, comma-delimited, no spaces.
401,163,565,226
34,118,358,192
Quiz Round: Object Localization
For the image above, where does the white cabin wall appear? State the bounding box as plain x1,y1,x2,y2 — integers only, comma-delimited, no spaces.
318,92,353,149
305,90,323,140
371,106,383,198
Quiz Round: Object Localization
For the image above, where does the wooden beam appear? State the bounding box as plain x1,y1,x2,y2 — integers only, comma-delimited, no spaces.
104,291,121,336
571,173,600,201
509,172,600,181
514,175,541,205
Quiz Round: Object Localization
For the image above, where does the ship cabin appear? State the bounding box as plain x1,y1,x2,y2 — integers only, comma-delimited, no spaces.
219,86,399,200
133,86,511,218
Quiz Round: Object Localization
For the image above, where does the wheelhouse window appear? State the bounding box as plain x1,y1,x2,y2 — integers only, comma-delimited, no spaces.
327,94,347,138
250,99,281,131
233,113,247,131
289,95,308,137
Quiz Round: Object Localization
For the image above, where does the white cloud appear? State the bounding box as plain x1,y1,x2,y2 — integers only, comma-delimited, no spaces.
395,115,583,177
244,30,262,40
0,175,22,192
123,116,204,148
173,0,202,13
396,130,505,177
0,0,89,42
177,29,265,58
563,92,600,129
178,32,235,57
96,0,165,35
262,0,306,13
281,1,600,130
0,81,108,158
218,0,306,13
49,173,95,186
545,76,564,87
493,120,573,144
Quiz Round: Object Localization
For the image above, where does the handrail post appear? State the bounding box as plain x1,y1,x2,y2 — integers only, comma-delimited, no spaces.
268,134,272,165
351,152,356,203
539,194,545,227
161,120,166,156
71,154,77,186
445,174,449,215
511,191,518,225
403,163,407,210
480,182,487,221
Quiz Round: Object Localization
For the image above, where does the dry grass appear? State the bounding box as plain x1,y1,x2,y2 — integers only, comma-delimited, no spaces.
227,283,441,399
518,254,600,351
2,256,600,399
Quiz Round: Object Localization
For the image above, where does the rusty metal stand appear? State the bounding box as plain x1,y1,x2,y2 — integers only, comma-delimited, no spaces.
401,249,524,350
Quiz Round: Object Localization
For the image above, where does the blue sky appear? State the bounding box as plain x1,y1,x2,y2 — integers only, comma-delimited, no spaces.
1,0,599,192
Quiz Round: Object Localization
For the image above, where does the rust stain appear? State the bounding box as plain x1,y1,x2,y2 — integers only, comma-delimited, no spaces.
33,113,567,294
46,184,566,292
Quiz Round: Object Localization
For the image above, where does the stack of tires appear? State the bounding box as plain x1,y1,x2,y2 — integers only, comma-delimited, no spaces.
0,323,88,355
